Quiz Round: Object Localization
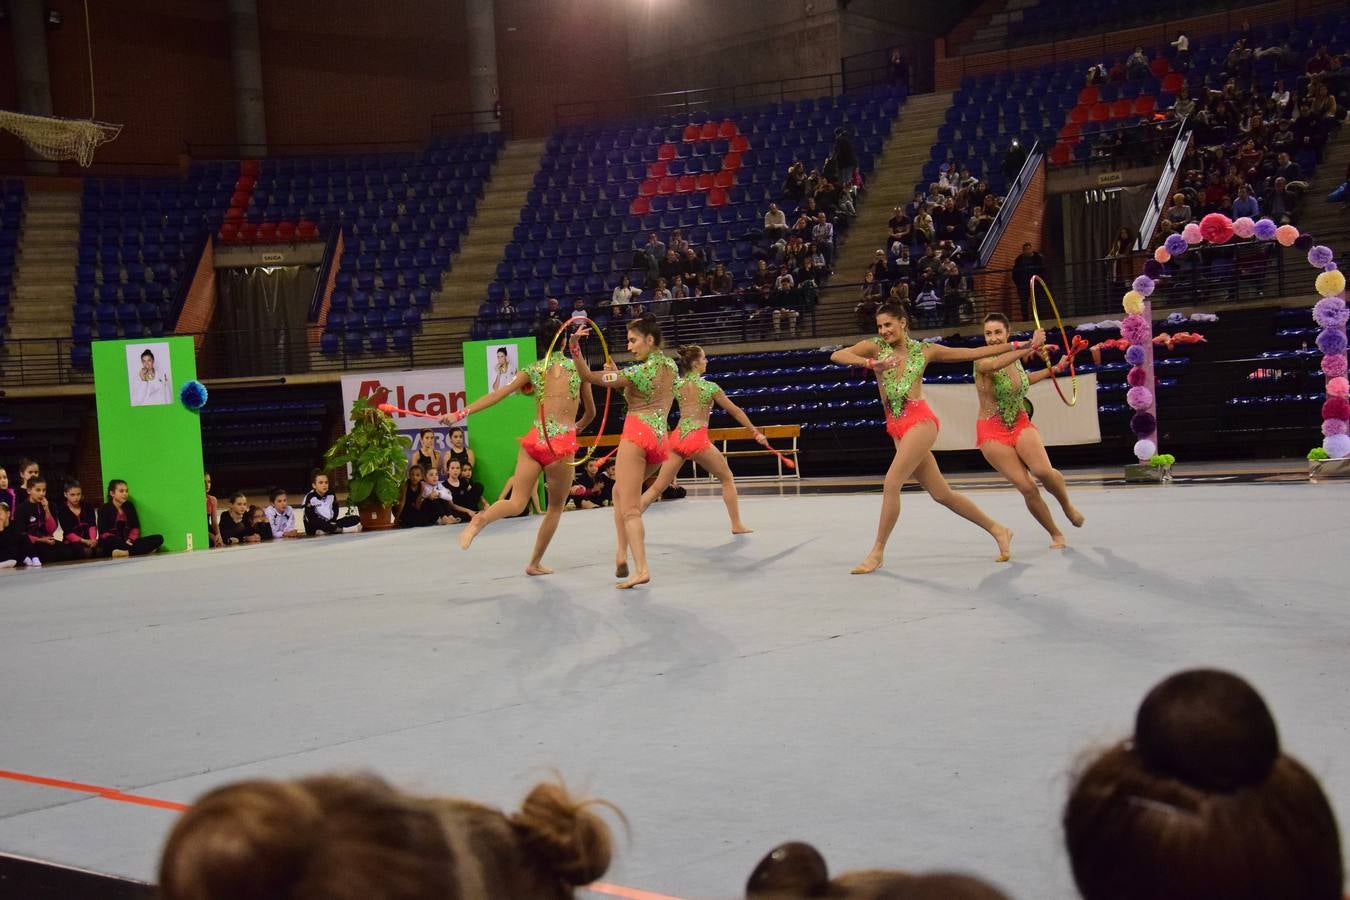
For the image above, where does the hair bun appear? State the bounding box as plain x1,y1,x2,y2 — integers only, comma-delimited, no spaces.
747,842,829,896
510,782,615,886
1134,669,1280,791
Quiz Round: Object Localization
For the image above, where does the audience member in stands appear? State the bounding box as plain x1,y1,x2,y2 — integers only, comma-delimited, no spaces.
746,841,1009,899
15,476,69,566
1064,669,1343,900
158,776,618,900
1171,31,1190,69
611,273,640,313
457,462,485,513
782,161,807,203
763,202,788,241
97,479,164,557
811,212,834,269
0,466,15,517
445,426,474,471
651,278,672,317
56,479,101,560
710,263,734,296
302,470,361,535
0,499,26,569
1011,243,1045,320
571,296,591,320
1126,46,1150,81
219,492,265,545
642,231,665,268
264,488,301,539
1233,182,1261,218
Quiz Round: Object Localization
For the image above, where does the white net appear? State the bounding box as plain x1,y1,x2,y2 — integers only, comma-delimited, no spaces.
0,109,122,167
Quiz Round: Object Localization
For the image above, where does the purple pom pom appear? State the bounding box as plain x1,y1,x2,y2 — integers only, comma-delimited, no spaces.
1120,314,1152,345
1294,234,1314,251
1253,219,1278,241
1127,366,1148,387
1313,297,1349,329
1164,233,1189,256
1132,275,1156,297
1131,412,1157,437
1127,386,1154,410
1143,259,1164,280
1325,433,1350,459
1328,262,1339,272
1324,354,1349,378
1125,345,1147,366
1309,245,1335,269
1317,330,1349,356
1323,419,1349,437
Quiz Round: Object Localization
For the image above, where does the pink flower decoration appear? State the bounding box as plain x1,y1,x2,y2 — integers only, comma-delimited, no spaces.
1323,419,1349,437
1323,397,1350,421
1199,213,1234,244
1275,224,1299,247
1324,354,1349,378
1154,245,1171,263
1182,223,1203,244
1232,216,1256,239
1120,314,1151,345
1127,366,1148,387
1329,376,1350,399
1127,386,1154,410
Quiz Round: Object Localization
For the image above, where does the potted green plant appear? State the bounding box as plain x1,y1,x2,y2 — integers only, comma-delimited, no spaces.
323,394,412,530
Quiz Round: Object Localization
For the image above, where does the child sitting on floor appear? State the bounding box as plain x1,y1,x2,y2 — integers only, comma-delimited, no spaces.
263,488,301,539
441,459,479,523
0,466,16,516
15,476,70,567
218,492,265,545
302,469,361,535
248,505,274,541
96,480,165,558
457,462,485,513
421,467,455,524
0,500,28,569
56,478,101,560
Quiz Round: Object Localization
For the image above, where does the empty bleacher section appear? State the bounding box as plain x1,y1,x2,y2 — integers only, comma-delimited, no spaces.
467,88,904,342
198,391,343,491
0,179,19,349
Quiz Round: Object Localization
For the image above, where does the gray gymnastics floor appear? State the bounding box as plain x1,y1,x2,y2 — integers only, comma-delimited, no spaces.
1,479,1349,899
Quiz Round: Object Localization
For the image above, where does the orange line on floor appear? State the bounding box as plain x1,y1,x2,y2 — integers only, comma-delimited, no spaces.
0,768,687,899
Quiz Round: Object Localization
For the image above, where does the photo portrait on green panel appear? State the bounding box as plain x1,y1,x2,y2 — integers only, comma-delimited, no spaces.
127,342,173,407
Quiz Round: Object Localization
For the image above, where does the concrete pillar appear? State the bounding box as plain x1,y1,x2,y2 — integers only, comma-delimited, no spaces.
226,0,268,155
464,0,501,133
9,0,57,171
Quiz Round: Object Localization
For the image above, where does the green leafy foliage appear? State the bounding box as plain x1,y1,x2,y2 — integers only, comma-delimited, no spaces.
323,395,412,509
1148,453,1176,468
1308,447,1331,461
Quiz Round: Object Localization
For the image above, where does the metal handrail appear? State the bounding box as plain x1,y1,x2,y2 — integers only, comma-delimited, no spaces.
1133,118,1191,251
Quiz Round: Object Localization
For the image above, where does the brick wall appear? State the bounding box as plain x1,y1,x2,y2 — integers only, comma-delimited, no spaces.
174,238,218,357
73,405,102,505
307,229,344,350
974,158,1047,319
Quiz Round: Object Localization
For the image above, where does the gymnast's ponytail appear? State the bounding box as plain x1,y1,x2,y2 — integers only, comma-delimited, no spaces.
675,344,704,375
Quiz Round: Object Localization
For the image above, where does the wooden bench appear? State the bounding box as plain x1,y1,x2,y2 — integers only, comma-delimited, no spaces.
578,424,801,480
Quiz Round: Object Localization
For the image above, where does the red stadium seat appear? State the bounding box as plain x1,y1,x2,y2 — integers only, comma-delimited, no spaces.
648,159,668,178
1069,105,1090,124
717,119,737,139
1058,122,1081,141
1049,143,1073,165
638,178,657,197
681,124,700,142
696,173,715,191
1078,86,1099,106
218,222,240,242
1089,102,1110,121
234,175,255,193
239,159,260,177
239,222,258,243
1150,57,1171,78
631,196,651,215
730,134,749,153
722,151,742,171
707,187,727,207
657,176,676,195
277,221,297,241
699,122,717,140
676,174,695,193
224,206,244,221
1161,72,1184,93
1110,99,1133,119
658,142,676,160
230,190,250,208
1133,95,1156,116
297,220,318,240
257,222,278,242
713,170,733,189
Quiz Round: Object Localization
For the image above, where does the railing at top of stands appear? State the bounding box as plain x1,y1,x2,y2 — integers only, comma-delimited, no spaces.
308,227,343,323
0,252,1309,391
1133,119,1192,251
554,70,901,129
1048,118,1184,174
977,141,1041,269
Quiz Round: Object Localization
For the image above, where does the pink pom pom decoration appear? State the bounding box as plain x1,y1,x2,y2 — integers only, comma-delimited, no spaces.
1120,314,1151,345
1324,354,1349,378
1127,386,1154,410
1275,224,1299,247
1323,419,1349,437
1232,216,1256,239
1199,213,1234,244
1182,223,1203,244
1323,397,1350,421
1154,245,1171,263
1127,366,1148,387
1328,376,1350,398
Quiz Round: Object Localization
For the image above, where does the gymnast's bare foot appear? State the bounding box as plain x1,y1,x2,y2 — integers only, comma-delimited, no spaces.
615,561,629,578
616,570,650,589
459,516,483,550
1049,533,1067,550
525,563,554,576
1067,507,1085,528
731,521,754,534
850,551,883,574
993,525,1013,562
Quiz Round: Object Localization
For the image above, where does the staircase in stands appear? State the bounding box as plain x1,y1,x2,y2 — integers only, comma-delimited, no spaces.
1292,126,1350,256
0,189,80,374
828,91,956,310
422,137,549,353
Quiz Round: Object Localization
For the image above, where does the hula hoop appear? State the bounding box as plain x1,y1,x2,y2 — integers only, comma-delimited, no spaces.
542,315,614,467
1028,275,1079,407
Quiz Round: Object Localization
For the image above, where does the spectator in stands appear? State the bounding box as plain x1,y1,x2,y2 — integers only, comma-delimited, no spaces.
1171,31,1190,69
56,479,100,560
159,775,618,900
1126,46,1150,81
219,492,261,545
1107,227,1133,286
1265,177,1297,225
888,46,909,89
750,258,774,304
670,275,690,314
303,470,360,535
1170,85,1196,120
642,232,665,268
1011,243,1044,321
913,206,935,246
1328,161,1350,204
769,265,799,336
571,296,591,320
788,209,813,241
812,212,834,268
1165,192,1193,229
856,274,882,329
0,466,16,519
1306,44,1334,77
264,488,301,539
669,228,690,256
887,206,912,253
611,273,640,313
651,278,672,318
97,479,164,557
782,161,806,203
457,462,485,513
940,258,970,326
710,263,734,296
681,247,705,288
15,476,69,566
497,297,515,320
763,202,788,241
1233,183,1260,219
1064,669,1343,900
0,499,26,569
1003,140,1028,180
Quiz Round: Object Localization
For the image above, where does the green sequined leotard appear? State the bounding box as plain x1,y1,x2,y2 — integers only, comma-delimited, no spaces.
526,354,582,437
674,373,722,436
978,360,1030,428
871,337,928,416
623,350,678,437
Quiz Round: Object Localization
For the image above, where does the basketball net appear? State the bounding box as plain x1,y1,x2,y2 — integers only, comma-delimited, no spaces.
0,109,122,167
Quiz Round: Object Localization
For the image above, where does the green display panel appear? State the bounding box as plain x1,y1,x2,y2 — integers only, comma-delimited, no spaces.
91,337,207,552
462,338,539,505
